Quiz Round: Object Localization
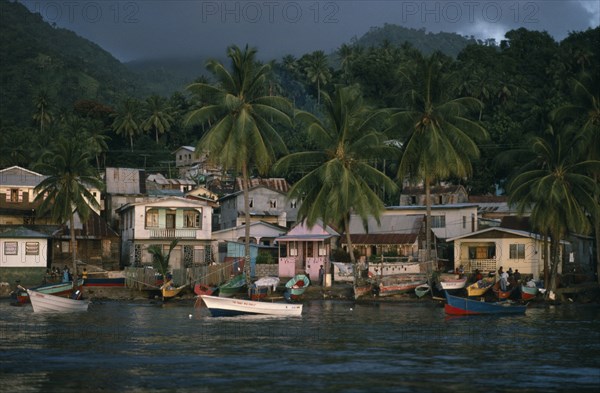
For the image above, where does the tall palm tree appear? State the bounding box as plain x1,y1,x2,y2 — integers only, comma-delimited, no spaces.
304,50,332,105
185,45,293,284
86,119,110,171
33,139,103,287
142,95,174,143
112,98,141,151
552,73,600,284
32,90,53,133
389,52,488,263
274,85,398,294
507,126,600,294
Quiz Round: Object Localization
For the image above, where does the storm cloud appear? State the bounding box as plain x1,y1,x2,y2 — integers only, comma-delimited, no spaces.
20,0,600,62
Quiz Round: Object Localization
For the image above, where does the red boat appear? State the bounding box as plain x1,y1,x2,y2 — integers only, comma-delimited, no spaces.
193,283,216,297
492,282,515,300
521,284,539,300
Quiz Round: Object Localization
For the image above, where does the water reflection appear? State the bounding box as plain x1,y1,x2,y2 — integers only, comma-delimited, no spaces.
1,299,599,392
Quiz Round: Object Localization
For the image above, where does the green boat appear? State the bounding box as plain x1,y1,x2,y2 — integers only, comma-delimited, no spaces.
218,274,246,297
285,274,310,300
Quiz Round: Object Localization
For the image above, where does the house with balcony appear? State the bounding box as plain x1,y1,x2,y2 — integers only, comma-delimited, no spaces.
447,227,563,280
218,180,298,230
275,220,339,281
116,196,215,272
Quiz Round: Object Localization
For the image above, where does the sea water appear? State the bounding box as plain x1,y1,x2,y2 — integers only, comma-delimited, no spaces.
1,299,599,392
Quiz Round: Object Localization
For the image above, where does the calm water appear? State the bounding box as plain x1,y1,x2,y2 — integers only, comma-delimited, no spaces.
1,298,599,393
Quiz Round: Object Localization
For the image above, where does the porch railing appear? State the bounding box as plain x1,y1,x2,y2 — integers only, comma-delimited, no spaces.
461,259,497,273
148,228,197,239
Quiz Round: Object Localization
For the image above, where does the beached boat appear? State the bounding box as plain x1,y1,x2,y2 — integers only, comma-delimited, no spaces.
378,274,427,297
160,280,187,300
436,274,468,291
354,283,374,299
492,282,515,300
218,274,246,297
15,279,84,304
201,295,302,317
193,283,216,297
521,284,539,300
27,289,90,313
444,291,526,316
415,283,431,298
285,274,310,300
249,276,279,300
466,278,495,297
83,277,125,287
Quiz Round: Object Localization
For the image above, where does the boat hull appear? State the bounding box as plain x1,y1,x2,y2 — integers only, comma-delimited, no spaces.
219,275,246,297
437,276,468,291
201,295,302,317
521,285,538,300
27,289,90,313
17,279,84,304
444,291,526,315
193,283,215,297
379,281,425,296
415,284,430,298
466,278,495,297
285,274,310,299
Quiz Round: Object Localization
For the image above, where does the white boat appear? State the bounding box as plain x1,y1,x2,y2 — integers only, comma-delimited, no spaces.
436,275,468,291
200,295,302,317
27,289,90,313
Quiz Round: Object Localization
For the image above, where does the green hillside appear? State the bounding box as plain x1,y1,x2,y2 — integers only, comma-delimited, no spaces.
0,0,144,128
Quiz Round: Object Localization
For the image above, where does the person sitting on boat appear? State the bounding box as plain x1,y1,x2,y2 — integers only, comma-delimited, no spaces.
82,268,88,280
513,269,521,283
474,269,483,282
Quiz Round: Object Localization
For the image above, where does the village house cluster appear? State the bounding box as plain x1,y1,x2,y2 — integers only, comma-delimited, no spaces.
0,145,594,289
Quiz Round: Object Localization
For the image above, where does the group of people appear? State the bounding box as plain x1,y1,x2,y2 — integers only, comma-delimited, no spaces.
43,265,89,284
497,266,521,291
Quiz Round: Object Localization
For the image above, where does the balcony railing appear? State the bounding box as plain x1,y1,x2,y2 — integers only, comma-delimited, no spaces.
461,258,497,273
148,228,197,239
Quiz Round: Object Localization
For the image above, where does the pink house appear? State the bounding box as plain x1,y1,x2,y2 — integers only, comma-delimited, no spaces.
276,220,339,281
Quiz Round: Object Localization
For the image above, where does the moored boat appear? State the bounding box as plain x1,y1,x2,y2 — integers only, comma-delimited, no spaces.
285,274,310,300
444,291,526,316
201,295,302,317
466,278,495,297
249,276,280,300
218,274,246,297
492,282,515,300
27,289,90,313
415,283,430,298
16,279,84,304
378,274,427,297
436,274,468,291
160,280,187,300
520,284,539,300
248,284,269,300
193,283,216,297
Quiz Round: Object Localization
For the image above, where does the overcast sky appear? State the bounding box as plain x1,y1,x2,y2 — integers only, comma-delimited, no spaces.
20,0,600,62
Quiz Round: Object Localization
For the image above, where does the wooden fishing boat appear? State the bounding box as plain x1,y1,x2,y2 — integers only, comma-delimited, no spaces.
492,282,515,300
201,295,302,317
521,284,539,300
466,278,495,297
83,277,125,287
218,274,246,297
415,283,430,298
27,289,90,313
444,291,526,316
354,283,374,299
160,280,187,300
15,279,84,304
285,274,310,300
378,274,427,297
248,284,270,300
193,283,216,297
436,275,468,291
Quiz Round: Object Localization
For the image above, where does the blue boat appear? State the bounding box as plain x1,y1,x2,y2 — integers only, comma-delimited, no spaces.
444,291,527,315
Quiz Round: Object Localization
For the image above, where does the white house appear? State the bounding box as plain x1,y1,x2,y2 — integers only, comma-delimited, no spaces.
212,221,288,247
447,227,563,280
0,226,50,285
116,196,215,270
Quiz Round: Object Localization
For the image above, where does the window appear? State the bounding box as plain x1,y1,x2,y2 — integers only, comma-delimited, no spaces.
410,196,417,205
146,209,159,227
184,210,201,228
431,215,446,228
318,244,326,256
290,200,297,208
26,242,39,255
468,246,495,259
4,242,18,255
269,199,277,208
462,216,466,229
509,244,525,259
249,198,254,208
9,188,19,202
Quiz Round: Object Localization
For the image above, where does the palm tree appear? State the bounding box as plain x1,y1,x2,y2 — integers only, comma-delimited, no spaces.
274,85,398,293
86,119,110,171
148,238,180,286
507,126,600,294
142,95,174,143
304,50,332,105
185,45,293,284
33,139,103,287
112,98,141,151
552,73,600,284
32,90,53,133
389,52,488,263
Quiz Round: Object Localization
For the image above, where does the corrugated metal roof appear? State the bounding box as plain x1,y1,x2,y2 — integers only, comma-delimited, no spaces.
0,166,46,187
344,233,418,245
0,226,50,238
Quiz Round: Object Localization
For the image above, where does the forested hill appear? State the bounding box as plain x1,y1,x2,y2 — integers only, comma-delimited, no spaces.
0,0,144,128
353,24,478,57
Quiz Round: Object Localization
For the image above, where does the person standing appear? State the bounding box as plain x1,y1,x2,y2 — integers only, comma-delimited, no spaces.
319,265,325,286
